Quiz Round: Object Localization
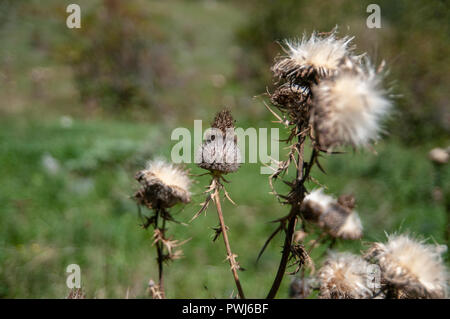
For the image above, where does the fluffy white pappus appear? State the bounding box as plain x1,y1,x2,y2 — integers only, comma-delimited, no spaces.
302,188,363,240
304,188,334,210
143,159,191,194
335,211,363,240
318,252,374,299
312,65,392,149
282,31,355,77
368,234,448,298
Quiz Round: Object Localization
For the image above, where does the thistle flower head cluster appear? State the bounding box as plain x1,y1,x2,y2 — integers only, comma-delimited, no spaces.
312,62,391,149
301,188,363,240
134,159,191,209
196,109,241,174
272,30,356,83
365,234,448,299
269,29,391,151
318,252,374,299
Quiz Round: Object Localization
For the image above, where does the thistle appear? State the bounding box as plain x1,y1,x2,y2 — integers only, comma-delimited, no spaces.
301,188,363,240
311,63,392,150
193,109,245,299
134,159,192,298
135,159,191,209
261,29,391,299
318,252,375,299
365,234,448,299
195,109,241,174
272,29,357,84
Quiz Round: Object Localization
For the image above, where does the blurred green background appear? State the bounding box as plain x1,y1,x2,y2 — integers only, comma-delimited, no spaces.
0,0,449,298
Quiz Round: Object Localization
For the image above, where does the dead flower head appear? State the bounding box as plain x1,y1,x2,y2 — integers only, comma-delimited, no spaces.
134,159,191,209
301,188,363,240
196,109,241,174
318,252,374,299
272,30,356,84
311,63,392,150
365,234,448,299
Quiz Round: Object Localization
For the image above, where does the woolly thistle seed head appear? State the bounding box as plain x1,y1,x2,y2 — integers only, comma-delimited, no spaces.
311,62,392,150
365,234,448,298
301,188,363,240
272,30,357,84
318,252,375,299
195,109,241,174
134,159,191,209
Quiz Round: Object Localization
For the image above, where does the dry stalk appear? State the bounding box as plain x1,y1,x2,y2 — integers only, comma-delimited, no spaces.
211,175,246,299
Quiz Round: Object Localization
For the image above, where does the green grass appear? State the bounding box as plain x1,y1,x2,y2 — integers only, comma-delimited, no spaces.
0,115,447,298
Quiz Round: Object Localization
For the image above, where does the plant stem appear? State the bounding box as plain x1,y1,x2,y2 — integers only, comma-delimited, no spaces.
213,181,246,299
266,137,309,299
266,205,298,299
154,209,165,298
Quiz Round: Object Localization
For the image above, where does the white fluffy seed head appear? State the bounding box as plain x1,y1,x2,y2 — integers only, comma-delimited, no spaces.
135,159,191,208
366,234,448,298
335,212,363,240
143,160,191,191
288,32,353,73
301,188,363,240
312,64,392,150
273,30,357,82
305,188,335,209
318,252,374,299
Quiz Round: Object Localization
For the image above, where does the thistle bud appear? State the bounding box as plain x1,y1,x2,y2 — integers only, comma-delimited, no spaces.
196,109,241,174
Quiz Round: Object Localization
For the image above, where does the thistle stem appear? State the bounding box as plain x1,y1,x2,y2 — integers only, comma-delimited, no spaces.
154,209,165,299
266,137,314,299
213,180,246,299
266,206,298,299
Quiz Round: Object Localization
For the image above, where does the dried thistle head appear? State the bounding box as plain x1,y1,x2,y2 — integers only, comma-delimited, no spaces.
272,30,357,84
301,189,363,240
365,234,448,299
212,109,235,133
318,252,374,299
269,83,312,126
311,62,392,151
134,159,191,209
196,109,241,174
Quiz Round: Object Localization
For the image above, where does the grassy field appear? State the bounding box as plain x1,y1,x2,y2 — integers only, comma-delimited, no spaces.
0,114,447,298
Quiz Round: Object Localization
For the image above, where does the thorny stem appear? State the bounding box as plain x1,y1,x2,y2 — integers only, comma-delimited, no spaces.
266,136,318,299
154,208,165,298
212,177,246,299
267,205,298,299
